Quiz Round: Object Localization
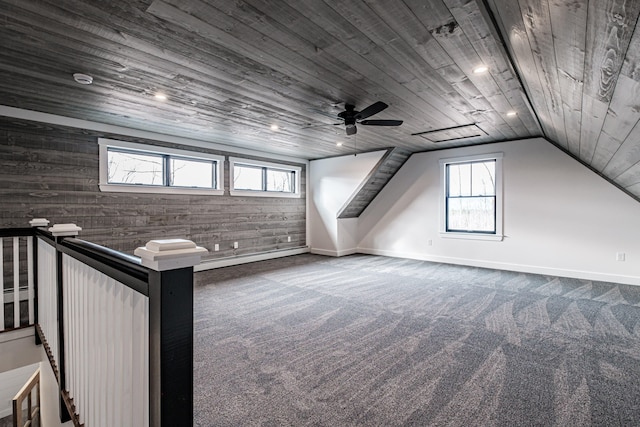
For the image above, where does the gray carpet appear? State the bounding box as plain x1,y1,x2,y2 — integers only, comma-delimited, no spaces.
193,254,640,426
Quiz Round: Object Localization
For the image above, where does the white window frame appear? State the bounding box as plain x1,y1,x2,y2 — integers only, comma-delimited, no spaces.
98,138,224,195
439,152,503,241
229,157,302,198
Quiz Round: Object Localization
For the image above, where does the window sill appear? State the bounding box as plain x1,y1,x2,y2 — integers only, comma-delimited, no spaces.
229,189,301,198
99,184,224,196
439,232,504,241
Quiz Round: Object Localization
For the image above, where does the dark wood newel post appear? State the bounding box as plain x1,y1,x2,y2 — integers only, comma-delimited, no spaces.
136,239,208,427
148,267,194,427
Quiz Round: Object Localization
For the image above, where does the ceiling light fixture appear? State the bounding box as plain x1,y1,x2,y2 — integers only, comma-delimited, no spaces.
73,73,93,85
336,142,343,147
270,124,279,131
472,65,488,74
506,111,518,117
155,93,167,101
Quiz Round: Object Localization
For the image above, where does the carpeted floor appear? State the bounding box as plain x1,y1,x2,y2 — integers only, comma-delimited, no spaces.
193,254,640,426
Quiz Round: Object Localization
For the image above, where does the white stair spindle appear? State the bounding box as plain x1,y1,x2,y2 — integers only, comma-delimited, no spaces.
0,238,4,331
13,237,20,328
27,236,34,324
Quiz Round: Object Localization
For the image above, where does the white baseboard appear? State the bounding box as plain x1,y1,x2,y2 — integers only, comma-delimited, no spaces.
195,247,310,271
357,247,640,286
310,247,357,257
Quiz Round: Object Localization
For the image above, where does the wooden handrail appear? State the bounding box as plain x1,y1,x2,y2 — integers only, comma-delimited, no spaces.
12,368,40,427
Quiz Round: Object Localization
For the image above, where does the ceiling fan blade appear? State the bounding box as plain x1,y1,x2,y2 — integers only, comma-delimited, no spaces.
303,123,342,129
354,101,388,120
360,119,403,126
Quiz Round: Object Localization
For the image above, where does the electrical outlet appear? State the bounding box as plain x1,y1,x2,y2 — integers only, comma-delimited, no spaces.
428,239,433,246
616,252,626,262
233,241,239,249
287,236,291,242
214,243,219,252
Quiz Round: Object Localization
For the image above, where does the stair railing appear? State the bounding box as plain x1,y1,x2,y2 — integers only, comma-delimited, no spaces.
2,220,207,427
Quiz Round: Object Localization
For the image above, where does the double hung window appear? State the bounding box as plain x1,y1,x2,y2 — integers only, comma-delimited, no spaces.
440,153,503,240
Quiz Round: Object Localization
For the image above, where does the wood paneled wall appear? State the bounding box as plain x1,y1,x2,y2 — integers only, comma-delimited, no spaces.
0,117,306,260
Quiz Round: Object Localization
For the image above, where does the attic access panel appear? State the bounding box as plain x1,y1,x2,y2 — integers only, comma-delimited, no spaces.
412,124,487,143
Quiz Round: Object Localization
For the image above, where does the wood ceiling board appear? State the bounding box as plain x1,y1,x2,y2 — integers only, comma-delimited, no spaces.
487,0,559,144
580,0,640,164
444,0,541,136
590,1,640,170
514,0,569,150
8,0,640,172
152,0,456,137
603,114,640,179
429,25,519,140
287,0,468,127
547,0,587,156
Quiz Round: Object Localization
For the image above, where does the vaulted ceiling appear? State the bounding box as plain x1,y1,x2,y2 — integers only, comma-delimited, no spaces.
1,0,640,199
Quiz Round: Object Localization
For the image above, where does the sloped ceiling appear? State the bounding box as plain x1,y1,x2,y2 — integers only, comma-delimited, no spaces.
1,0,639,199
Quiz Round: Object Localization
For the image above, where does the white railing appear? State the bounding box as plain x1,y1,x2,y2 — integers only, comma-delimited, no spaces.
0,234,35,331
37,238,57,365
3,223,204,426
63,255,149,427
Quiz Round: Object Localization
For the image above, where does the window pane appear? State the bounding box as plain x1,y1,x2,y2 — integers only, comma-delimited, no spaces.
170,158,214,188
107,150,164,185
447,197,495,232
266,169,293,192
448,163,471,196
234,164,263,191
471,161,496,196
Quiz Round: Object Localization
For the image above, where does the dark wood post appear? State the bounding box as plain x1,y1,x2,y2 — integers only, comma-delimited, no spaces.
148,267,195,427
136,239,207,427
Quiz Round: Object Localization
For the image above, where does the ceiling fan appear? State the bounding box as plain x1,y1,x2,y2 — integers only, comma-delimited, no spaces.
335,101,403,135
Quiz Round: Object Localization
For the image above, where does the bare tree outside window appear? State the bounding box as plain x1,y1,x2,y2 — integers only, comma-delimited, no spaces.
446,160,496,233
107,151,164,185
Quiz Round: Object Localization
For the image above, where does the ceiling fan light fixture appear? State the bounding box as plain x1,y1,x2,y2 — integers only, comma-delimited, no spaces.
345,123,357,135
72,73,93,85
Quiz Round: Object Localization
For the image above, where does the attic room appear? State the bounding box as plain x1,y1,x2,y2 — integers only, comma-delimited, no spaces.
1,0,640,426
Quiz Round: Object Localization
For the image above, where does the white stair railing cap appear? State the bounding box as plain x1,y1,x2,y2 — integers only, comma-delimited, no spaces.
29,218,50,227
49,223,82,236
134,239,208,271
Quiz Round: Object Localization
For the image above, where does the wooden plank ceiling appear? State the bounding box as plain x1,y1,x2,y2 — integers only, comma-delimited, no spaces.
1,0,639,200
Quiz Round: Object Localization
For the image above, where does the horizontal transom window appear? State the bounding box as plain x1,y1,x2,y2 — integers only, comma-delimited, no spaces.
229,157,301,198
99,139,224,195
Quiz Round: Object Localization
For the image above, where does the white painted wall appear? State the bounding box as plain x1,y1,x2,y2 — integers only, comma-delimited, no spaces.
358,138,640,285
0,363,39,418
39,347,72,427
309,150,385,256
0,328,41,374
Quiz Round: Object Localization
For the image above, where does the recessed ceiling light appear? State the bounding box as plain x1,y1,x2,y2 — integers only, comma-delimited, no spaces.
472,65,488,74
155,93,167,101
73,73,93,85
336,142,343,147
270,124,279,131
506,111,517,117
